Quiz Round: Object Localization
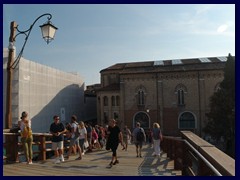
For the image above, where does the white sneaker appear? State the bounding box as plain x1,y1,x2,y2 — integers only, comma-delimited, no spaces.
54,159,61,164
82,152,85,155
60,155,64,162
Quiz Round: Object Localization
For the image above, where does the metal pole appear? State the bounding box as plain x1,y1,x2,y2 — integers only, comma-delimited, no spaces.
5,21,17,129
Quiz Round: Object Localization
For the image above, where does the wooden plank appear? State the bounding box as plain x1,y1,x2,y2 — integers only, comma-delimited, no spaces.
181,131,213,149
199,146,235,176
3,144,181,176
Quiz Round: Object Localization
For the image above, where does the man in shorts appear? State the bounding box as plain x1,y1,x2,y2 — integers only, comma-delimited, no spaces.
132,122,146,158
65,115,82,160
50,115,66,163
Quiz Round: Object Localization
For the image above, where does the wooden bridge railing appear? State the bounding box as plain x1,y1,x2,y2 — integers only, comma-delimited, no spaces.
3,130,68,163
3,130,235,176
161,131,235,176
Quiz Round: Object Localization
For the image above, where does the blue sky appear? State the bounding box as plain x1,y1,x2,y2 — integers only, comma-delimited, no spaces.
3,4,235,86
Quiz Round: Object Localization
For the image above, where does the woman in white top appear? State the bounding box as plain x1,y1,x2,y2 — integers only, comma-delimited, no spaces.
151,122,162,158
18,111,33,164
78,121,87,155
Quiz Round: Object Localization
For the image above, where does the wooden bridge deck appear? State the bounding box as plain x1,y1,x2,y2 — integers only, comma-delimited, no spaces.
3,144,182,176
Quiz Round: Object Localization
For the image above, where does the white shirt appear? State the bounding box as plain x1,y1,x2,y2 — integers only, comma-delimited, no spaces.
79,127,87,140
71,122,78,138
19,119,31,132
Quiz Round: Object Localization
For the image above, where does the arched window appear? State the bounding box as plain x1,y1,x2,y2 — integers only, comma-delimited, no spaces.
177,89,184,105
103,96,108,106
175,84,187,106
138,89,145,105
133,111,150,129
179,112,196,129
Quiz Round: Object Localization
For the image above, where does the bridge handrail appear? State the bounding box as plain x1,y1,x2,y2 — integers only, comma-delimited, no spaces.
183,139,222,176
161,131,235,176
3,131,68,162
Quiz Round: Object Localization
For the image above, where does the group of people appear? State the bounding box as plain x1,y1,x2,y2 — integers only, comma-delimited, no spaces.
18,111,163,167
105,121,163,167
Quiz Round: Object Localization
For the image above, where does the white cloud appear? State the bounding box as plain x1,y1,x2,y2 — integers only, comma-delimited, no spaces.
217,24,228,33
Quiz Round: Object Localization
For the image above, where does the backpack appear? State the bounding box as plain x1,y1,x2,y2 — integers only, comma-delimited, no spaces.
21,126,32,138
136,128,144,142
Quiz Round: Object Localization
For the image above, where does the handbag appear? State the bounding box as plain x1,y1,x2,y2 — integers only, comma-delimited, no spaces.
84,141,89,148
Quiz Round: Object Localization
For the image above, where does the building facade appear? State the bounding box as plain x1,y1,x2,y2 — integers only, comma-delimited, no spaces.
3,48,85,132
97,56,229,137
83,84,101,124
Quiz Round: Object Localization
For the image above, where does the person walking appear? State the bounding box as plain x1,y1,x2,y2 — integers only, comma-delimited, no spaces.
132,122,146,158
50,115,66,164
78,121,87,155
86,122,93,152
122,125,131,151
151,122,163,158
18,111,33,164
106,119,123,167
65,115,82,160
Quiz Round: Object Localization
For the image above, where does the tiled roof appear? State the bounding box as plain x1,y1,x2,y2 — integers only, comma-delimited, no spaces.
101,56,231,73
97,83,120,92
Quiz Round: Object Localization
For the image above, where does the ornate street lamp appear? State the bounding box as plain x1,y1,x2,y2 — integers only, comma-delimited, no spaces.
5,13,58,129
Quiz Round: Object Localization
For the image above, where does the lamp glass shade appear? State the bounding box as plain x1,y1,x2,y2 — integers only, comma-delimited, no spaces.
40,21,58,44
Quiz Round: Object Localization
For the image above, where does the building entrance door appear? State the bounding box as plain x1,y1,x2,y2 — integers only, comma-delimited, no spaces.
133,111,150,129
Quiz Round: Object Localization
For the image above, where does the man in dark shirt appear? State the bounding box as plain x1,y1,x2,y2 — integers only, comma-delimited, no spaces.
106,119,123,167
50,115,66,164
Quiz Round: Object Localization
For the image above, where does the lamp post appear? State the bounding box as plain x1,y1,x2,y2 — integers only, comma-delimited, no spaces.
5,13,58,129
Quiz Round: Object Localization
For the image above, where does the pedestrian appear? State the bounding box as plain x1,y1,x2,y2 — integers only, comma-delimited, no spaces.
86,122,93,152
92,127,100,149
64,122,72,140
49,115,66,164
106,119,123,167
151,122,163,158
18,111,33,164
78,121,87,155
122,125,131,151
132,122,146,158
65,115,82,160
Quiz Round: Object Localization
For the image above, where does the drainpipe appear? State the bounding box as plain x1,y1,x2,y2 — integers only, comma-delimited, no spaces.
198,71,202,136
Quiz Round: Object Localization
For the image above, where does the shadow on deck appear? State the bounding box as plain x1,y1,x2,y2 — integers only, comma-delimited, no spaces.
3,144,181,176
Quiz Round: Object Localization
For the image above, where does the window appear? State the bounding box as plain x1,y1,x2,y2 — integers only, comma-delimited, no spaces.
175,84,187,106
179,112,196,129
103,96,108,106
138,90,145,105
133,112,150,129
177,89,184,105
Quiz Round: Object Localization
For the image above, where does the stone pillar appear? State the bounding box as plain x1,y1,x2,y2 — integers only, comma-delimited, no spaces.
158,80,164,132
120,80,125,129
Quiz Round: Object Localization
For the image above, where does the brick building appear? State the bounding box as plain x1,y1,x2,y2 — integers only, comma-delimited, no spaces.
96,56,229,137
